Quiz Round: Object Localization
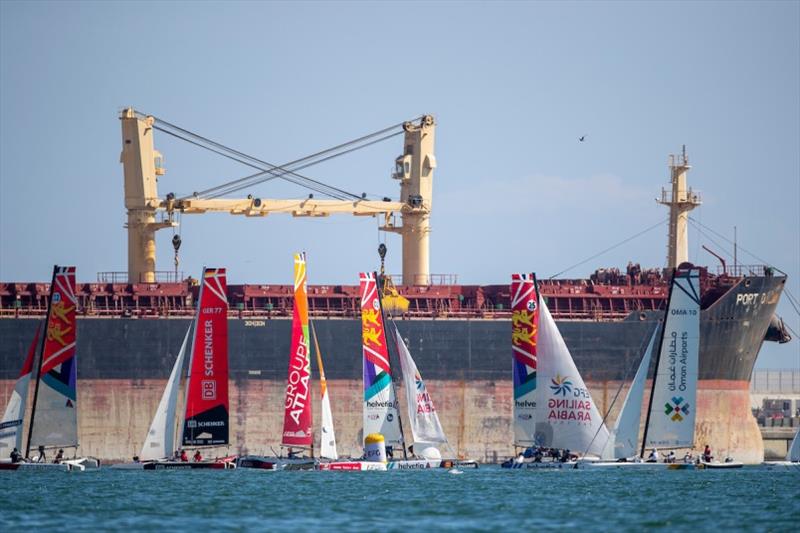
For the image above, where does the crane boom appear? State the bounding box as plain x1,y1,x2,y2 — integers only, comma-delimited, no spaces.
120,109,435,284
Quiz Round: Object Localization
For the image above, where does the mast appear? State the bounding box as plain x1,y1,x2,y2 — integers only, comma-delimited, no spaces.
25,265,57,458
640,270,676,458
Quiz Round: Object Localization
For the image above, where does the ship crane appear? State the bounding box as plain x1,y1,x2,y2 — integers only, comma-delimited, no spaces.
119,109,436,285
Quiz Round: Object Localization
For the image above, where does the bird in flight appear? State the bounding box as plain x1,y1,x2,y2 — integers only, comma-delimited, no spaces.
578,135,586,142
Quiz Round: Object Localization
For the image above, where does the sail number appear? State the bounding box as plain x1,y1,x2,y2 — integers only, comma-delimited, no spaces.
202,307,224,314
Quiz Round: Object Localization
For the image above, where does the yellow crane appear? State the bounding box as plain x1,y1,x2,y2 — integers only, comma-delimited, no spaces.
119,109,436,285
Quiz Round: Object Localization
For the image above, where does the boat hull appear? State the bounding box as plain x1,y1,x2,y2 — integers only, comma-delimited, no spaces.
316,461,387,471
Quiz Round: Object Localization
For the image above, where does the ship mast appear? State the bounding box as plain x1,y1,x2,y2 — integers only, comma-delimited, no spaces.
658,146,702,268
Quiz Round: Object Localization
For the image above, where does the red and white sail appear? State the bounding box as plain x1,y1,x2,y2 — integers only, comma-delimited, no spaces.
282,253,313,448
0,325,39,459
181,268,229,447
393,324,448,445
29,266,79,451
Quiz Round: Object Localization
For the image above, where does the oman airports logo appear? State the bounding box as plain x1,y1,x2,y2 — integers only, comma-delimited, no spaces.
665,396,690,422
550,374,572,396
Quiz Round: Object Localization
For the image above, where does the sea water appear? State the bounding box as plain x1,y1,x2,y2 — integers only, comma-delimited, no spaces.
1,466,798,531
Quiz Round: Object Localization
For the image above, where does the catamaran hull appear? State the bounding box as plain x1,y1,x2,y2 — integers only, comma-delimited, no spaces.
386,459,479,470
235,456,316,470
316,461,387,471
501,460,579,470
580,462,696,470
141,461,234,470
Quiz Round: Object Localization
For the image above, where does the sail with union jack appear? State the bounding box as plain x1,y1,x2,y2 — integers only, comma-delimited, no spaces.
511,273,539,446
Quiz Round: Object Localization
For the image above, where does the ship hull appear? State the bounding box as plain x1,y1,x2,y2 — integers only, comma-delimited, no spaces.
0,275,785,462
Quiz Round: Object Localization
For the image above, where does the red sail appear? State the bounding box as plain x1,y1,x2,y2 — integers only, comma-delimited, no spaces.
182,268,229,447
281,253,313,447
41,266,77,375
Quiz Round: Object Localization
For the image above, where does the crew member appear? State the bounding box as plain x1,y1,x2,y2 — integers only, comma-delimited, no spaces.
180,449,189,462
10,448,22,463
193,450,202,462
54,449,64,464
34,445,46,463
703,445,713,463
646,448,659,463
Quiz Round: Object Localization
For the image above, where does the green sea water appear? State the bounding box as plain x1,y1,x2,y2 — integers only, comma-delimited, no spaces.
1,466,798,531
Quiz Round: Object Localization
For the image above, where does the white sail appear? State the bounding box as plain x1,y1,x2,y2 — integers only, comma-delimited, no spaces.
0,328,38,459
140,326,190,461
787,428,800,462
644,268,700,449
535,297,610,456
393,324,448,445
320,388,338,460
602,327,658,460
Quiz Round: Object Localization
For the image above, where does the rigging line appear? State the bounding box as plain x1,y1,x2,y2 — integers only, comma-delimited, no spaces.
784,321,799,340
782,289,800,318
146,111,418,199
548,218,668,280
688,216,786,274
207,130,405,200
687,219,735,261
155,125,355,201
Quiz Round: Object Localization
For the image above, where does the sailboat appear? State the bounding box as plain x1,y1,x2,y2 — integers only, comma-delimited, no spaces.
318,271,392,471
763,429,800,468
586,266,702,470
503,273,610,469
4,266,99,471
390,323,478,469
238,253,337,470
0,326,39,469
113,267,234,470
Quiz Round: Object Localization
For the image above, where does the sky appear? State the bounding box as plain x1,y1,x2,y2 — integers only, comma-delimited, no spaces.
0,1,798,368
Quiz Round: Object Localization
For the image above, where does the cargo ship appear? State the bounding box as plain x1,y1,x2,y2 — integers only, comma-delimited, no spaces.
0,111,790,463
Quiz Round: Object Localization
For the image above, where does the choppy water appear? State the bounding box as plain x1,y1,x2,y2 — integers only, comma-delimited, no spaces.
1,466,798,531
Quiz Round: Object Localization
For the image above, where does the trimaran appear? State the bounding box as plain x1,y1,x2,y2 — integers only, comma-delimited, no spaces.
0,266,99,471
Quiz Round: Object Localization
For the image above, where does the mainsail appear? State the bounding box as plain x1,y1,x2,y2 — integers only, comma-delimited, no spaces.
602,327,658,460
182,268,230,447
643,268,700,451
312,321,338,460
140,325,191,461
29,266,79,452
511,274,538,446
787,429,800,462
0,325,39,458
282,253,313,448
393,324,448,445
360,272,402,446
535,289,609,456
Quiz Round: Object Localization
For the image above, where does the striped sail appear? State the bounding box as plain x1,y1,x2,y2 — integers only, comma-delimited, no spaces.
312,322,338,460
29,266,79,451
282,253,313,448
360,272,402,446
644,268,700,450
181,267,230,447
535,290,610,456
0,325,39,458
511,274,538,446
140,325,191,461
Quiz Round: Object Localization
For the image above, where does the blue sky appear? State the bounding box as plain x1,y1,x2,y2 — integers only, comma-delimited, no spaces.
1,1,798,368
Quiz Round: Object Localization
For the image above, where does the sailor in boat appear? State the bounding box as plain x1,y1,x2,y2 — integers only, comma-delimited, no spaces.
54,449,64,464
683,451,694,464
646,448,660,463
180,450,188,462
666,451,676,464
173,450,181,461
132,456,140,463
10,448,23,463
702,445,713,463
193,450,202,462
32,445,46,463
